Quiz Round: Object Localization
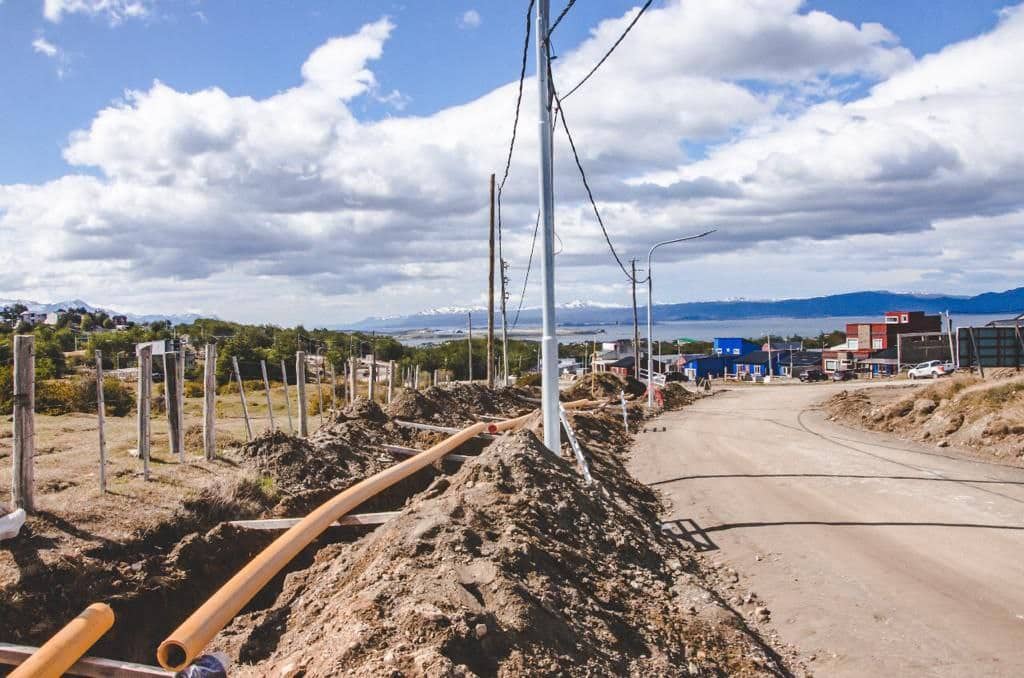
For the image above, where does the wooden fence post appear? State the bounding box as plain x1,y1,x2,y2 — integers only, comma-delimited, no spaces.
314,358,324,425
232,356,253,441
176,348,185,453
367,356,376,402
137,345,152,480
330,363,338,413
415,364,420,389
349,357,357,403
164,352,183,461
94,350,107,494
281,359,294,434
260,360,275,432
296,351,308,436
12,335,35,511
387,360,395,404
204,343,217,460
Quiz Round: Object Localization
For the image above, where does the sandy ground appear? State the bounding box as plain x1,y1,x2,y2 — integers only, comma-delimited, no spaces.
629,380,1024,678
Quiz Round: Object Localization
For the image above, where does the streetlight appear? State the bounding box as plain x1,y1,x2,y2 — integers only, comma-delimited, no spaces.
645,230,716,407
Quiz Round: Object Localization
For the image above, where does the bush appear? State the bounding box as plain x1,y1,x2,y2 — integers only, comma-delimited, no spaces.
218,379,266,395
0,365,12,415
35,377,135,416
516,372,541,387
184,380,204,398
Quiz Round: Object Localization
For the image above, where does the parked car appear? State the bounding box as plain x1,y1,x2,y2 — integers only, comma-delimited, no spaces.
799,369,828,382
907,360,952,379
831,370,856,381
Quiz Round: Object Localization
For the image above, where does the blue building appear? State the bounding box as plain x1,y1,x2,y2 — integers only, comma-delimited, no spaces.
680,354,731,379
713,338,760,357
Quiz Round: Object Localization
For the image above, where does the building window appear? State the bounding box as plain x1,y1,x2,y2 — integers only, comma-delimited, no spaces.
825,359,838,371
885,315,899,324
872,338,883,349
848,339,859,350
901,314,909,323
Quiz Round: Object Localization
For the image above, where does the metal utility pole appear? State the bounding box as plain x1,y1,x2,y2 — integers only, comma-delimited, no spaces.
646,230,716,408
631,258,640,380
467,312,473,382
535,0,559,452
487,173,496,388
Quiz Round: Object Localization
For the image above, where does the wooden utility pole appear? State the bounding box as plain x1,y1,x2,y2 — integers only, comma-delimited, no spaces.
204,344,217,459
232,356,253,441
487,172,496,388
164,352,184,460
280,358,294,434
296,351,308,436
137,344,152,480
467,312,474,382
260,360,275,432
631,258,641,380
12,336,35,511
94,350,107,493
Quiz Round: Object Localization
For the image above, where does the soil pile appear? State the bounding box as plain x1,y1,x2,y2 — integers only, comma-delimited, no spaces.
220,429,790,677
826,375,1024,463
387,384,533,426
662,383,698,410
563,372,645,400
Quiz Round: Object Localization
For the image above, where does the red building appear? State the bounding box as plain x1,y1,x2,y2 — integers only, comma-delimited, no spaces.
824,311,942,373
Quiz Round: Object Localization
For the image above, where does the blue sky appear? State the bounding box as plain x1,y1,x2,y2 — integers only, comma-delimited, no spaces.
1,1,1022,324
0,0,1008,184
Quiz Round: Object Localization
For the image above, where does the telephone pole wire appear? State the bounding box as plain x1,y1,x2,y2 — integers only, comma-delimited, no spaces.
535,0,559,452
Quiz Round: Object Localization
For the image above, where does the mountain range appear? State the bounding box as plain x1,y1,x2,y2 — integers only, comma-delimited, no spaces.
351,287,1024,330
0,298,208,326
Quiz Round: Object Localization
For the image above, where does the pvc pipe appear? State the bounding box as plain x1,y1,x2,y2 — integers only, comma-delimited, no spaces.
9,603,114,678
157,420,494,670
0,508,27,541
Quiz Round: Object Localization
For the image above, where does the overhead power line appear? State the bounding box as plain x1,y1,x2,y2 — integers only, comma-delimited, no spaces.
550,67,636,283
512,211,542,328
562,0,653,101
496,0,535,259
547,0,577,37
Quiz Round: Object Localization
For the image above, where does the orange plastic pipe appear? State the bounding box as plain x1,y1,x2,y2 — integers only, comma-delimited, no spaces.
10,603,114,678
157,420,499,670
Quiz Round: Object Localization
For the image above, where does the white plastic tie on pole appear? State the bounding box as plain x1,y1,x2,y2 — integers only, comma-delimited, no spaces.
620,390,629,434
0,508,27,541
558,404,593,485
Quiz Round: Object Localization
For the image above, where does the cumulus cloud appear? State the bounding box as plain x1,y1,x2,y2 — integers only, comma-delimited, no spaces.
43,0,152,24
458,9,481,30
2,0,1022,323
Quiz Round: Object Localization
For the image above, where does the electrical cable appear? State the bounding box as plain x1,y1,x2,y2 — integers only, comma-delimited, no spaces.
562,0,653,101
512,211,541,328
547,0,577,38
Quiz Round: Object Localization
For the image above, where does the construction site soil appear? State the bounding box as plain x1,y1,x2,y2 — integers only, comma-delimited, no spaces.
826,374,1024,466
1,383,797,676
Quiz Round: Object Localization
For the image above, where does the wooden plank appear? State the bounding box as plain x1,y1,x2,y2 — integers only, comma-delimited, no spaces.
260,359,275,432
203,344,217,460
12,336,35,511
232,356,253,441
296,351,308,436
281,358,294,434
230,511,400,530
0,643,171,677
382,444,473,463
392,419,497,438
95,350,107,493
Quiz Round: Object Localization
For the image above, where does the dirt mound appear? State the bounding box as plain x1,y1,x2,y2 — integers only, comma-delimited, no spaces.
564,372,629,400
219,430,791,677
387,384,532,426
825,375,1024,463
341,398,388,423
662,383,698,410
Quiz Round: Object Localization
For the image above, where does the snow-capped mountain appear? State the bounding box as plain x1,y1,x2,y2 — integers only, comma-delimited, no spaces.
0,298,213,325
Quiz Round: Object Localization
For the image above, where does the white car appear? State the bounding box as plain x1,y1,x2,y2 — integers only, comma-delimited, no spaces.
907,360,952,379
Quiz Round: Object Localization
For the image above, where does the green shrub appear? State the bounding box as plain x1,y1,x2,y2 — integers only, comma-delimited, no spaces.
218,379,265,395
0,365,12,415
184,380,204,398
35,377,135,416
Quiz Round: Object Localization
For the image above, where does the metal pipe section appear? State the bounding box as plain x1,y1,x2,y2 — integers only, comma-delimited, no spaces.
9,603,114,678
158,418,516,670
534,0,560,453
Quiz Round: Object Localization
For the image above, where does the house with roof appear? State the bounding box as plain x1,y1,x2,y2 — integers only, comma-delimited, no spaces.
677,354,730,380
713,337,760,357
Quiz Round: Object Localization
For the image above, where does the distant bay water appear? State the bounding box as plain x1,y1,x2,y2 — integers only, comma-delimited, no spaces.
388,314,1011,346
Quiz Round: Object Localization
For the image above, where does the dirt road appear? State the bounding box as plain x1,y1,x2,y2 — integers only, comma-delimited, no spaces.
630,382,1024,677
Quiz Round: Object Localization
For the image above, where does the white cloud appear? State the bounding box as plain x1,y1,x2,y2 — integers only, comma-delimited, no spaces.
32,36,58,57
458,9,481,30
2,0,1022,324
31,35,70,77
43,0,152,24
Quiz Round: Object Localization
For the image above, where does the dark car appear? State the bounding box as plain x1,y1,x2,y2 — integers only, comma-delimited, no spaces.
799,369,827,382
665,372,689,382
831,370,856,381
